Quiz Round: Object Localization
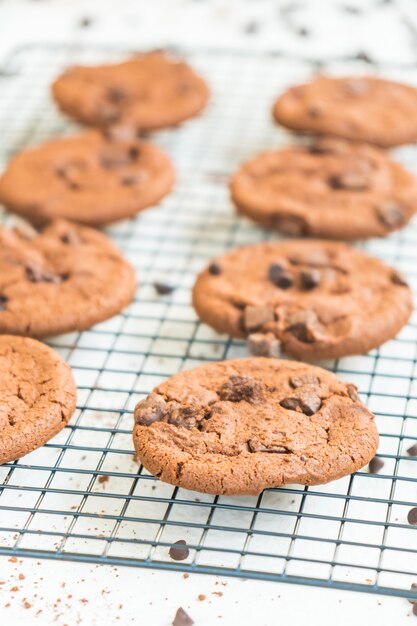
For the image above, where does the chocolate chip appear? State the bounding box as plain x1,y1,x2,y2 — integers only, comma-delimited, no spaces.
280,390,322,416
328,171,369,191
391,271,408,287
247,332,281,358
218,375,265,404
135,395,168,426
289,373,319,388
244,304,274,332
168,404,206,430
173,607,194,626
274,271,294,289
300,269,321,290
286,310,319,343
368,456,384,474
0,295,7,311
248,440,290,453
347,384,359,401
154,282,175,295
26,265,61,284
376,202,404,227
268,263,285,284
407,507,417,525
272,214,308,236
208,262,222,276
169,540,189,561
407,442,417,456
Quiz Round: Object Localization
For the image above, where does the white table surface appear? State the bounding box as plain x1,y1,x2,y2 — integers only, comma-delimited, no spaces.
0,1,416,624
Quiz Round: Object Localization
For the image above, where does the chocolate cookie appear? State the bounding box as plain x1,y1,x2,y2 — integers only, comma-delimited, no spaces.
133,358,378,495
273,76,417,148
52,51,209,131
0,220,136,337
0,130,175,226
230,139,417,239
0,335,76,464
192,240,412,360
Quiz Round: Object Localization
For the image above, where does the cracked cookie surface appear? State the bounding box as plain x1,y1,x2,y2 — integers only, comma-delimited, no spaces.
231,139,417,240
0,220,136,338
52,51,209,131
133,358,378,495
0,130,175,226
192,240,412,360
273,76,417,148
0,335,76,464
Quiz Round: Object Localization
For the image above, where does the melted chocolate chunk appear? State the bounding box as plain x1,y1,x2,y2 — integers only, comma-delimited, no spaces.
135,395,168,426
286,310,319,343
289,373,319,388
274,271,294,289
368,455,384,474
280,390,322,416
169,540,189,561
244,304,274,332
168,404,207,430
391,271,408,287
0,295,7,311
208,262,222,276
268,263,285,284
300,269,321,290
376,202,404,227
218,375,265,404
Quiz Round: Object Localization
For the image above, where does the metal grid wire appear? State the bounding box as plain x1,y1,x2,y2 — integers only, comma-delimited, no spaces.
0,44,416,600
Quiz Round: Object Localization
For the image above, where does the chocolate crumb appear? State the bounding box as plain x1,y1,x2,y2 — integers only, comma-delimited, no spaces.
369,456,384,474
407,507,417,525
154,282,175,295
169,540,190,561
173,607,194,626
208,262,222,276
391,271,408,287
198,594,206,601
407,442,417,456
98,475,109,484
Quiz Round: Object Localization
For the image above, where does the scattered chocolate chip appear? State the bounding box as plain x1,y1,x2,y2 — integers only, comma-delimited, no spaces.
391,271,408,287
308,104,322,117
272,214,308,236
154,282,175,295
244,304,274,332
173,607,194,626
169,540,189,561
0,295,7,311
407,442,417,456
268,263,285,284
280,391,322,416
208,262,222,276
26,265,61,284
247,332,281,358
376,202,404,227
300,269,321,290
369,455,384,474
218,375,265,404
343,78,369,96
328,171,369,191
289,373,319,388
135,395,168,426
248,440,290,453
347,384,359,401
407,507,417,525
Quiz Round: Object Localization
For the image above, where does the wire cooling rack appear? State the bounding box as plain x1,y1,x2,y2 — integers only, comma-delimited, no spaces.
0,44,416,601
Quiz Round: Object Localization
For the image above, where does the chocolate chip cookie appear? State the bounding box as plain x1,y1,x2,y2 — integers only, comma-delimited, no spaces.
0,130,175,226
0,220,136,337
192,240,412,360
273,76,417,148
230,139,417,239
133,358,378,495
0,335,76,464
52,51,209,131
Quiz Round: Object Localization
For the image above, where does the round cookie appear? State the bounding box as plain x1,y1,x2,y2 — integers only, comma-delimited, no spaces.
273,76,417,148
0,220,136,338
52,51,210,132
192,240,412,360
133,358,378,495
230,139,417,240
0,335,76,464
0,130,175,226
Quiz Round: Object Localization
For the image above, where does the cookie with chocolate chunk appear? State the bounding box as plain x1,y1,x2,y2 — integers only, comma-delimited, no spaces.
273,76,417,148
231,139,417,239
52,51,209,132
0,130,175,226
0,335,76,464
192,240,412,360
133,358,378,495
0,220,136,337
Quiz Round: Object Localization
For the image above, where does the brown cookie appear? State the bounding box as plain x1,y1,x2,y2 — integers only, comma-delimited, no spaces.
133,358,378,495
0,335,76,464
273,76,417,148
192,240,412,360
0,130,175,227
52,51,209,131
0,220,136,337
230,139,417,239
